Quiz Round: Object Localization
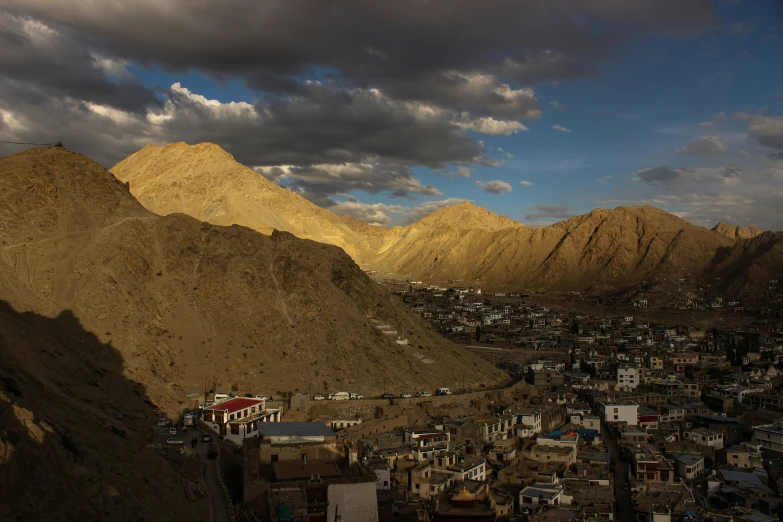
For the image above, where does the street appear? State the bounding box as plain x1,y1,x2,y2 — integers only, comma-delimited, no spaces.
601,422,635,522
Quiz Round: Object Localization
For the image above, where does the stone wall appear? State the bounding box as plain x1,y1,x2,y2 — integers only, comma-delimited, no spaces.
258,439,342,466
326,481,379,522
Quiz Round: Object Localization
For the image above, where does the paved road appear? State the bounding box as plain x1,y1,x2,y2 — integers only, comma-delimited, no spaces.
602,423,635,522
192,435,230,522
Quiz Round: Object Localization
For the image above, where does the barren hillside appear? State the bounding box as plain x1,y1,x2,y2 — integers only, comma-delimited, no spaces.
111,142,390,265
712,222,765,241
111,142,780,295
0,147,507,403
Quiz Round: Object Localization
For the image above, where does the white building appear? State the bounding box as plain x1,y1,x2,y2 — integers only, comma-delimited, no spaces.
617,365,640,390
519,481,572,509
753,423,783,453
518,409,542,435
597,402,639,426
685,428,724,450
202,398,282,444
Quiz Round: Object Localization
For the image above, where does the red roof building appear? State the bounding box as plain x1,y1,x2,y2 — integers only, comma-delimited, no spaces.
203,398,281,443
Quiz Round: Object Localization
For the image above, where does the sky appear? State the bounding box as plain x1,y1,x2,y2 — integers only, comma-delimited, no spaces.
1,0,782,229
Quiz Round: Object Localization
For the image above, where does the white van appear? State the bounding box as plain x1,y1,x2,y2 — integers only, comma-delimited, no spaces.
436,388,452,396
331,392,350,401
214,393,230,402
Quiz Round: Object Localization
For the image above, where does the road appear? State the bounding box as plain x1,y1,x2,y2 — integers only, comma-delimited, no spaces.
601,422,635,522
192,434,230,522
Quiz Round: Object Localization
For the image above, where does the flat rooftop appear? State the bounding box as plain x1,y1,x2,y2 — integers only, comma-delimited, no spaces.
273,459,342,481
257,422,335,438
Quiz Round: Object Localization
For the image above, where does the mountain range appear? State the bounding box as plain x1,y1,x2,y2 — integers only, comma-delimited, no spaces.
113,142,783,298
0,146,508,518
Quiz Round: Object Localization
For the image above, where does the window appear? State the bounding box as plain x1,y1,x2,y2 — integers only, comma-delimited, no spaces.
231,424,239,435
271,454,278,462
229,414,235,420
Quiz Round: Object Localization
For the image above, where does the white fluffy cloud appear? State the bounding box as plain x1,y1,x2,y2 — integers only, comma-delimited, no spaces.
330,198,466,226
475,180,512,194
552,125,571,133
519,180,535,186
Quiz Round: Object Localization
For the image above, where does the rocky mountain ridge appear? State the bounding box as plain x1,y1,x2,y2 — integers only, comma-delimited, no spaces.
111,142,782,297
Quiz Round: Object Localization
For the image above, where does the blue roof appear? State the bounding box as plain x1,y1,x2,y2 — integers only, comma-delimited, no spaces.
696,414,741,424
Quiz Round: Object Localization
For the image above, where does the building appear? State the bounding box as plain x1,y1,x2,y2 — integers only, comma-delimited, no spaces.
525,443,576,466
597,401,639,426
405,429,450,462
631,445,675,484
519,481,573,510
249,422,341,466
617,365,640,390
685,428,724,450
409,462,455,500
670,453,705,480
434,488,497,521
753,424,783,454
518,408,543,435
202,397,281,444
243,422,378,521
727,445,752,469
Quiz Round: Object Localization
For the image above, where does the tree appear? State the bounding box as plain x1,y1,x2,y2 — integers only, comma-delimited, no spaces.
475,325,482,342
571,318,580,335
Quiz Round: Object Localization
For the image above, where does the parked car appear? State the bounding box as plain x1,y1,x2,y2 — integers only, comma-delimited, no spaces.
381,393,394,399
331,392,350,401
436,388,452,396
401,392,412,398
415,391,432,397
169,427,178,436
157,419,170,427
349,393,364,400
254,395,268,400
313,394,325,401
244,393,253,398
201,434,212,443
166,437,184,445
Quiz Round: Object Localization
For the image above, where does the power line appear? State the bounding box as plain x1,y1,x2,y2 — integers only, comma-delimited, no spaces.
1,140,62,146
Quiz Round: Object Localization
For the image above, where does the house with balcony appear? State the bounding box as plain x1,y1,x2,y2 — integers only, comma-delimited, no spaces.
202,397,281,444
631,445,675,484
405,429,450,462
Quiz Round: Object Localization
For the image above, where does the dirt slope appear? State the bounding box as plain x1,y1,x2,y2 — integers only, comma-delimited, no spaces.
0,147,507,403
711,222,765,241
111,142,389,265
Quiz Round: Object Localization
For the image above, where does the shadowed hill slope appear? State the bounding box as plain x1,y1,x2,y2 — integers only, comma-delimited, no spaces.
0,301,206,521
0,147,507,408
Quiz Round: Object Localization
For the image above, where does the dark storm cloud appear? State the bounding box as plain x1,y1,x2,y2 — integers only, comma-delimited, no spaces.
0,0,716,203
257,162,442,204
160,81,485,169
1,0,714,113
735,113,783,151
635,166,681,183
0,13,159,114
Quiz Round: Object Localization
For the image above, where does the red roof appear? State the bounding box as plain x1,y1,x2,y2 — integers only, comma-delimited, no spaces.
205,398,264,414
